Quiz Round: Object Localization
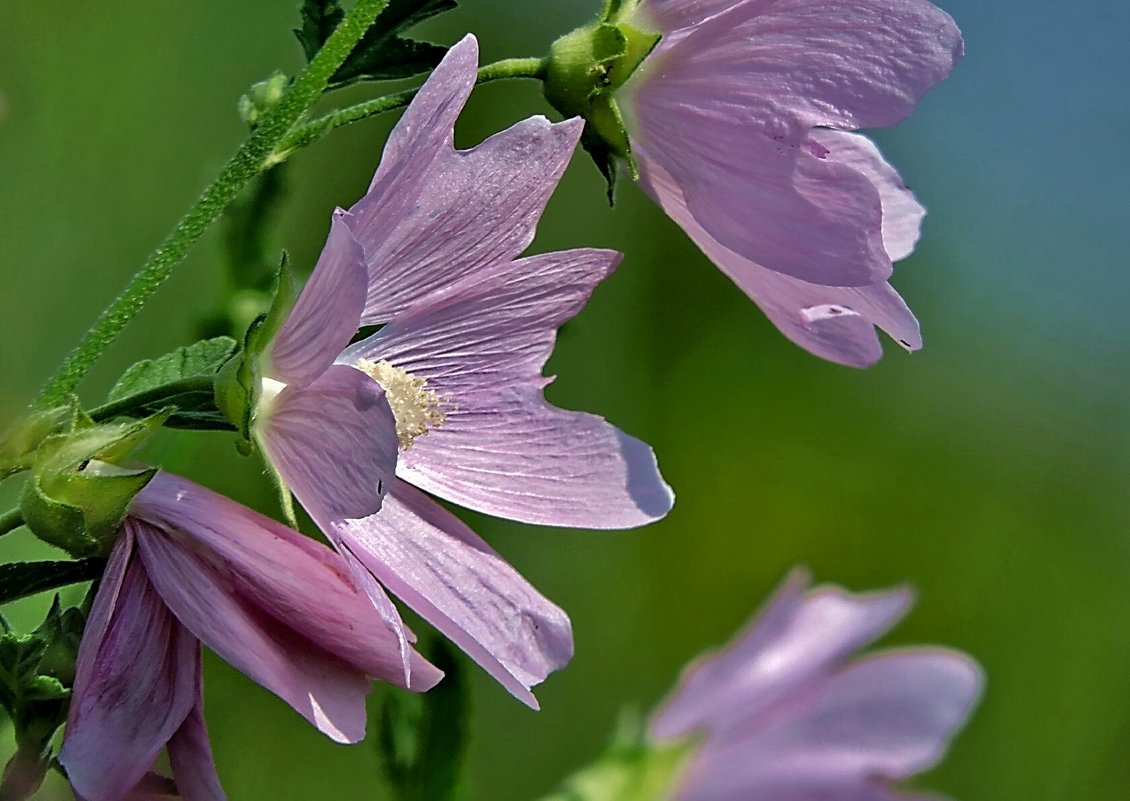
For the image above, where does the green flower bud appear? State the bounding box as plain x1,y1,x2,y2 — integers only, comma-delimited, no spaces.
238,71,290,129
18,415,165,558
0,400,89,481
543,10,660,193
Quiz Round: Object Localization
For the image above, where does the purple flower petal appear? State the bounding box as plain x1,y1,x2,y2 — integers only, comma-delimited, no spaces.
166,651,226,801
347,39,583,322
60,532,198,801
682,651,983,800
323,480,573,709
638,0,963,135
652,570,912,741
638,155,919,367
630,112,890,287
135,522,376,744
268,210,368,388
809,130,926,262
132,472,441,692
258,363,398,520
639,0,744,31
343,249,673,527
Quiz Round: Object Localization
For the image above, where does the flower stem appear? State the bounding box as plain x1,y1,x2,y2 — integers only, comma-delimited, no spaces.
32,0,392,411
278,57,548,154
0,508,24,538
87,375,218,423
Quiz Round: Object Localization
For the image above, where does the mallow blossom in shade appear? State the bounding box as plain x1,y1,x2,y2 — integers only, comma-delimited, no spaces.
650,568,983,801
256,35,673,708
58,470,441,801
615,0,963,367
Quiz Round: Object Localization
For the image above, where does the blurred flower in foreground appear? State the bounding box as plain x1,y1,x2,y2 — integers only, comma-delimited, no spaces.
650,568,982,800
288,35,673,709
59,470,441,801
546,0,963,367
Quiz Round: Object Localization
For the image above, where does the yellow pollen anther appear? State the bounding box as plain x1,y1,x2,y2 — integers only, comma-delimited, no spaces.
356,358,447,449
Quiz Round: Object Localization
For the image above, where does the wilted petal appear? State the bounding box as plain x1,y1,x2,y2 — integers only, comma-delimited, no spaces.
638,156,919,366
343,250,673,528
60,531,198,801
682,651,983,800
325,480,573,708
809,130,926,262
259,363,398,520
166,652,226,801
268,211,367,387
135,523,375,744
352,114,584,323
636,0,963,137
652,570,912,740
132,472,440,691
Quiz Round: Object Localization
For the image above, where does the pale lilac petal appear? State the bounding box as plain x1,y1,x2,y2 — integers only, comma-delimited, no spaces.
135,523,374,744
630,122,890,286
166,652,226,801
652,570,912,740
680,651,983,800
324,480,573,708
342,34,480,321
637,0,963,136
350,103,583,322
60,533,198,801
810,130,926,262
259,363,398,520
638,0,744,31
132,472,440,691
268,211,367,387
343,250,673,527
638,155,919,366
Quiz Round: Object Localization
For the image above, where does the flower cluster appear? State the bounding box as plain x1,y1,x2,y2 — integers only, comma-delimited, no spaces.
0,2,978,799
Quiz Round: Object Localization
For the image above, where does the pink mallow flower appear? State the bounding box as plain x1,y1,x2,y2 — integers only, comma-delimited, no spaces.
59,471,441,801
582,0,962,367
256,35,673,708
650,568,983,800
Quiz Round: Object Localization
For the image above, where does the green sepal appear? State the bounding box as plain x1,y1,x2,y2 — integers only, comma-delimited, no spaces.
18,414,166,558
0,598,87,800
215,255,294,448
543,19,660,200
0,400,89,481
294,0,458,87
104,336,238,430
537,710,694,801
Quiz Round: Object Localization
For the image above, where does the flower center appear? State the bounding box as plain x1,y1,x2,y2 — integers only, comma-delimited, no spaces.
356,359,447,449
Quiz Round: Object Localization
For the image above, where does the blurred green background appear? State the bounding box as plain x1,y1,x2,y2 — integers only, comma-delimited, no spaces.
1,1,1127,799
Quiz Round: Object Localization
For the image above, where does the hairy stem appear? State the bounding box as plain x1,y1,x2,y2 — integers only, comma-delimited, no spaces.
32,0,392,410
278,57,548,154
87,375,217,423
0,509,24,538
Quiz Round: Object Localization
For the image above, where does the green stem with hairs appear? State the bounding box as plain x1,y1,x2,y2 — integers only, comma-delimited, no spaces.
0,508,23,538
32,0,393,410
276,57,548,155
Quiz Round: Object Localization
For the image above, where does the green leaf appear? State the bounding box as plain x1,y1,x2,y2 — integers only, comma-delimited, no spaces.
103,337,237,430
376,639,470,801
108,337,237,403
295,0,458,87
294,0,345,63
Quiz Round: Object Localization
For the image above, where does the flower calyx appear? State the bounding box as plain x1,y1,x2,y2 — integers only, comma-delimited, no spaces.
0,597,86,801
543,5,660,200
215,253,297,452
18,413,166,558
